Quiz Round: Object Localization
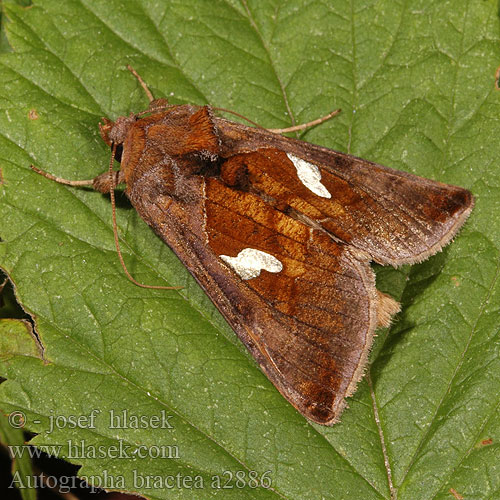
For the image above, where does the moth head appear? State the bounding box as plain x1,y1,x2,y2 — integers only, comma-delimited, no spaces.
99,100,171,161
99,114,136,147
99,114,138,164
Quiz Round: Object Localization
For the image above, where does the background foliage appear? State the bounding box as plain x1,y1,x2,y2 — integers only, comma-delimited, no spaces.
0,0,499,498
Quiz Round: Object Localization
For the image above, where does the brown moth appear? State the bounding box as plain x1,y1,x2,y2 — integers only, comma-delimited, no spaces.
32,68,474,425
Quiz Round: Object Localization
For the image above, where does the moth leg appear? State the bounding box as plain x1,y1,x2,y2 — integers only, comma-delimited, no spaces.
267,109,341,134
30,165,124,194
30,165,95,187
127,65,171,116
127,65,155,102
92,170,125,193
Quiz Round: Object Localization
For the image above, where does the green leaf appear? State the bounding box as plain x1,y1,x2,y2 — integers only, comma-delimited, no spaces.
0,0,499,499
0,320,38,500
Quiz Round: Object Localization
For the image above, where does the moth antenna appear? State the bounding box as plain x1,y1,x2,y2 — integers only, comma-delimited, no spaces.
108,144,182,290
212,107,264,129
267,109,341,134
30,165,95,186
135,102,171,118
212,107,341,134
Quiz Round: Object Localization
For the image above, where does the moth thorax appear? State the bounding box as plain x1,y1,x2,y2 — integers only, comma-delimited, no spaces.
220,157,249,191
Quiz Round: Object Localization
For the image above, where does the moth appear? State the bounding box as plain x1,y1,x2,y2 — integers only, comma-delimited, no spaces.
32,67,474,425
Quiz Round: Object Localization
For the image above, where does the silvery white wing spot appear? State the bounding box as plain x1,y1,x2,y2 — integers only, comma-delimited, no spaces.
220,248,283,280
